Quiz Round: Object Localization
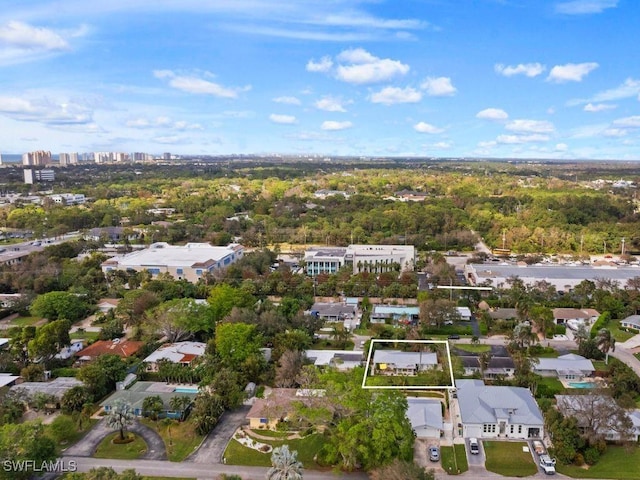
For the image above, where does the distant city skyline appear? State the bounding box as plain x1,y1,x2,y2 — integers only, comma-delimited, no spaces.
0,0,639,160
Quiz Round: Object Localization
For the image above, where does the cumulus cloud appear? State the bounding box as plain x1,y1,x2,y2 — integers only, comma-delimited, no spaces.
555,0,618,15
476,108,509,120
153,70,250,98
269,113,297,124
547,62,598,83
369,86,421,105
315,96,350,112
414,122,444,134
273,96,301,105
0,21,80,66
494,63,545,78
308,48,409,84
306,56,333,73
126,116,202,130
421,77,457,96
0,96,92,125
505,119,555,133
321,120,352,130
583,103,616,112
497,134,550,144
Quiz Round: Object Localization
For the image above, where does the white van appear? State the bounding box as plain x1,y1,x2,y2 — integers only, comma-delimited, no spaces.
469,438,480,455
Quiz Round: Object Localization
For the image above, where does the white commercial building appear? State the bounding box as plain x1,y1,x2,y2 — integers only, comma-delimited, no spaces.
101,242,244,282
305,244,415,276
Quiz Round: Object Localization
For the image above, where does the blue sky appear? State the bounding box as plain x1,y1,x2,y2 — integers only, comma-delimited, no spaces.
0,0,639,159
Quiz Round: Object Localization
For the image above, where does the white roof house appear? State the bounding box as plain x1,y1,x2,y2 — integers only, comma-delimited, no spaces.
406,397,443,438
143,341,206,371
456,379,544,440
304,350,363,371
372,350,438,375
534,354,595,380
101,242,244,283
305,244,415,276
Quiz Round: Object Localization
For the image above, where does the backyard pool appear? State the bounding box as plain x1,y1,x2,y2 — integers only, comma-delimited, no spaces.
174,386,199,393
568,381,597,389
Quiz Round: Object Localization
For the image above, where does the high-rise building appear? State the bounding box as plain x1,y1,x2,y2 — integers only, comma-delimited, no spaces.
163,152,171,161
22,151,52,166
34,169,55,182
59,152,79,166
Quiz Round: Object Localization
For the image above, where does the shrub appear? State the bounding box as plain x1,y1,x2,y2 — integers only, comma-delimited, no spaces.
573,453,585,466
584,446,601,465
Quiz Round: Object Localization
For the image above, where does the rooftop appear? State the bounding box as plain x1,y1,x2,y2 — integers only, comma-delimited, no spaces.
144,341,207,364
11,377,83,400
75,339,143,359
406,397,443,431
100,381,198,410
103,242,243,268
535,354,595,373
372,350,438,369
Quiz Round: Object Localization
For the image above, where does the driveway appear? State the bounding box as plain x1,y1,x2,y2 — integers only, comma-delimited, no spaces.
64,418,167,460
188,405,250,464
465,438,485,468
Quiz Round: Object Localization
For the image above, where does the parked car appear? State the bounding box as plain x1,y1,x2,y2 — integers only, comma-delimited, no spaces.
448,334,460,340
469,438,480,455
429,446,439,462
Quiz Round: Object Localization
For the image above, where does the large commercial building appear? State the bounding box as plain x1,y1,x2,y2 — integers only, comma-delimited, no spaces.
101,242,244,282
305,244,415,276
465,263,640,292
22,150,52,166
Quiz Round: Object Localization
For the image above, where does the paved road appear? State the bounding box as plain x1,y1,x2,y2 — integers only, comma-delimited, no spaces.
188,406,251,463
64,418,167,460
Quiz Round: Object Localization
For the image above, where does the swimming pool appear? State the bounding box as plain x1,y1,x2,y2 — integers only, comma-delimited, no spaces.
568,381,597,389
174,386,199,393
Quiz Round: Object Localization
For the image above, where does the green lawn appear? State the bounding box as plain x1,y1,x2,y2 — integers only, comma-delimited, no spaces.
140,418,204,462
556,445,640,479
70,330,101,341
610,322,635,343
224,433,325,468
44,415,98,454
94,432,148,460
484,441,537,477
9,316,41,327
440,444,469,475
454,344,491,354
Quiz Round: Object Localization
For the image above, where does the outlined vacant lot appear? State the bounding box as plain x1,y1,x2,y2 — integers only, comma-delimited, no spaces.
362,339,456,389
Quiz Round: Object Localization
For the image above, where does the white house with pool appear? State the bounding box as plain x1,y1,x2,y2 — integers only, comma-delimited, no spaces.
143,341,206,372
533,354,595,384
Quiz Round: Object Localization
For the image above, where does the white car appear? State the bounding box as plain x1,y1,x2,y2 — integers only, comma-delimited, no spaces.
469,438,479,455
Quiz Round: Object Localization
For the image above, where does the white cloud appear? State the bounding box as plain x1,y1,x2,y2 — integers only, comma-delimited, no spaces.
306,56,333,73
334,48,409,84
421,77,457,96
505,119,555,133
315,96,349,112
0,96,92,125
429,141,452,149
555,143,569,152
369,86,421,105
273,96,301,105
478,140,497,148
414,122,444,134
547,62,598,83
321,120,352,131
153,70,250,98
125,116,201,130
269,113,297,124
603,128,627,137
0,21,68,50
555,0,618,15
494,63,545,78
476,108,509,121
583,103,616,112
591,78,640,102
613,116,640,128
497,134,550,144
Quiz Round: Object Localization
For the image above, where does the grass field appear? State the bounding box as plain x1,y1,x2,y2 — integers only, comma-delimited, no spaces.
484,441,537,477
454,344,491,354
94,432,148,460
440,444,469,474
224,433,325,468
9,316,41,327
140,418,204,462
70,330,101,341
610,322,635,343
556,445,640,479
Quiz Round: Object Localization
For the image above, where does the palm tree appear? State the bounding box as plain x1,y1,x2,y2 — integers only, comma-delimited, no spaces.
266,445,304,480
142,395,164,421
106,398,134,441
596,328,616,364
169,395,193,421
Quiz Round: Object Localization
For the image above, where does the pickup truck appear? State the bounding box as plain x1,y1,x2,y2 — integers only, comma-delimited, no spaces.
539,454,556,475
532,440,545,455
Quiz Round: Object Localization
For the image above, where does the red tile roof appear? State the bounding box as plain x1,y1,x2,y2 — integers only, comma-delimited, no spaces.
75,339,143,359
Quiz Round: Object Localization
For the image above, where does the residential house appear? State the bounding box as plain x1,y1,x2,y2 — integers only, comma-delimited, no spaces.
484,356,516,379
246,388,327,430
55,340,84,360
534,354,595,381
10,377,84,405
75,339,143,362
456,379,544,439
304,350,363,371
100,381,197,419
101,242,244,283
308,302,360,331
0,373,20,388
143,341,206,372
457,307,472,321
372,350,438,376
370,305,419,325
487,308,519,322
406,397,443,438
393,190,429,202
96,298,120,314
553,308,600,329
556,394,640,442
621,315,640,331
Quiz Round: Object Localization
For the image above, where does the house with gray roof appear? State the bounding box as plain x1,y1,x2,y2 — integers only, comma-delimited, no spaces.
372,349,438,376
370,305,419,325
304,349,363,371
621,315,640,331
406,397,443,438
456,379,544,439
100,381,197,419
534,354,595,381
